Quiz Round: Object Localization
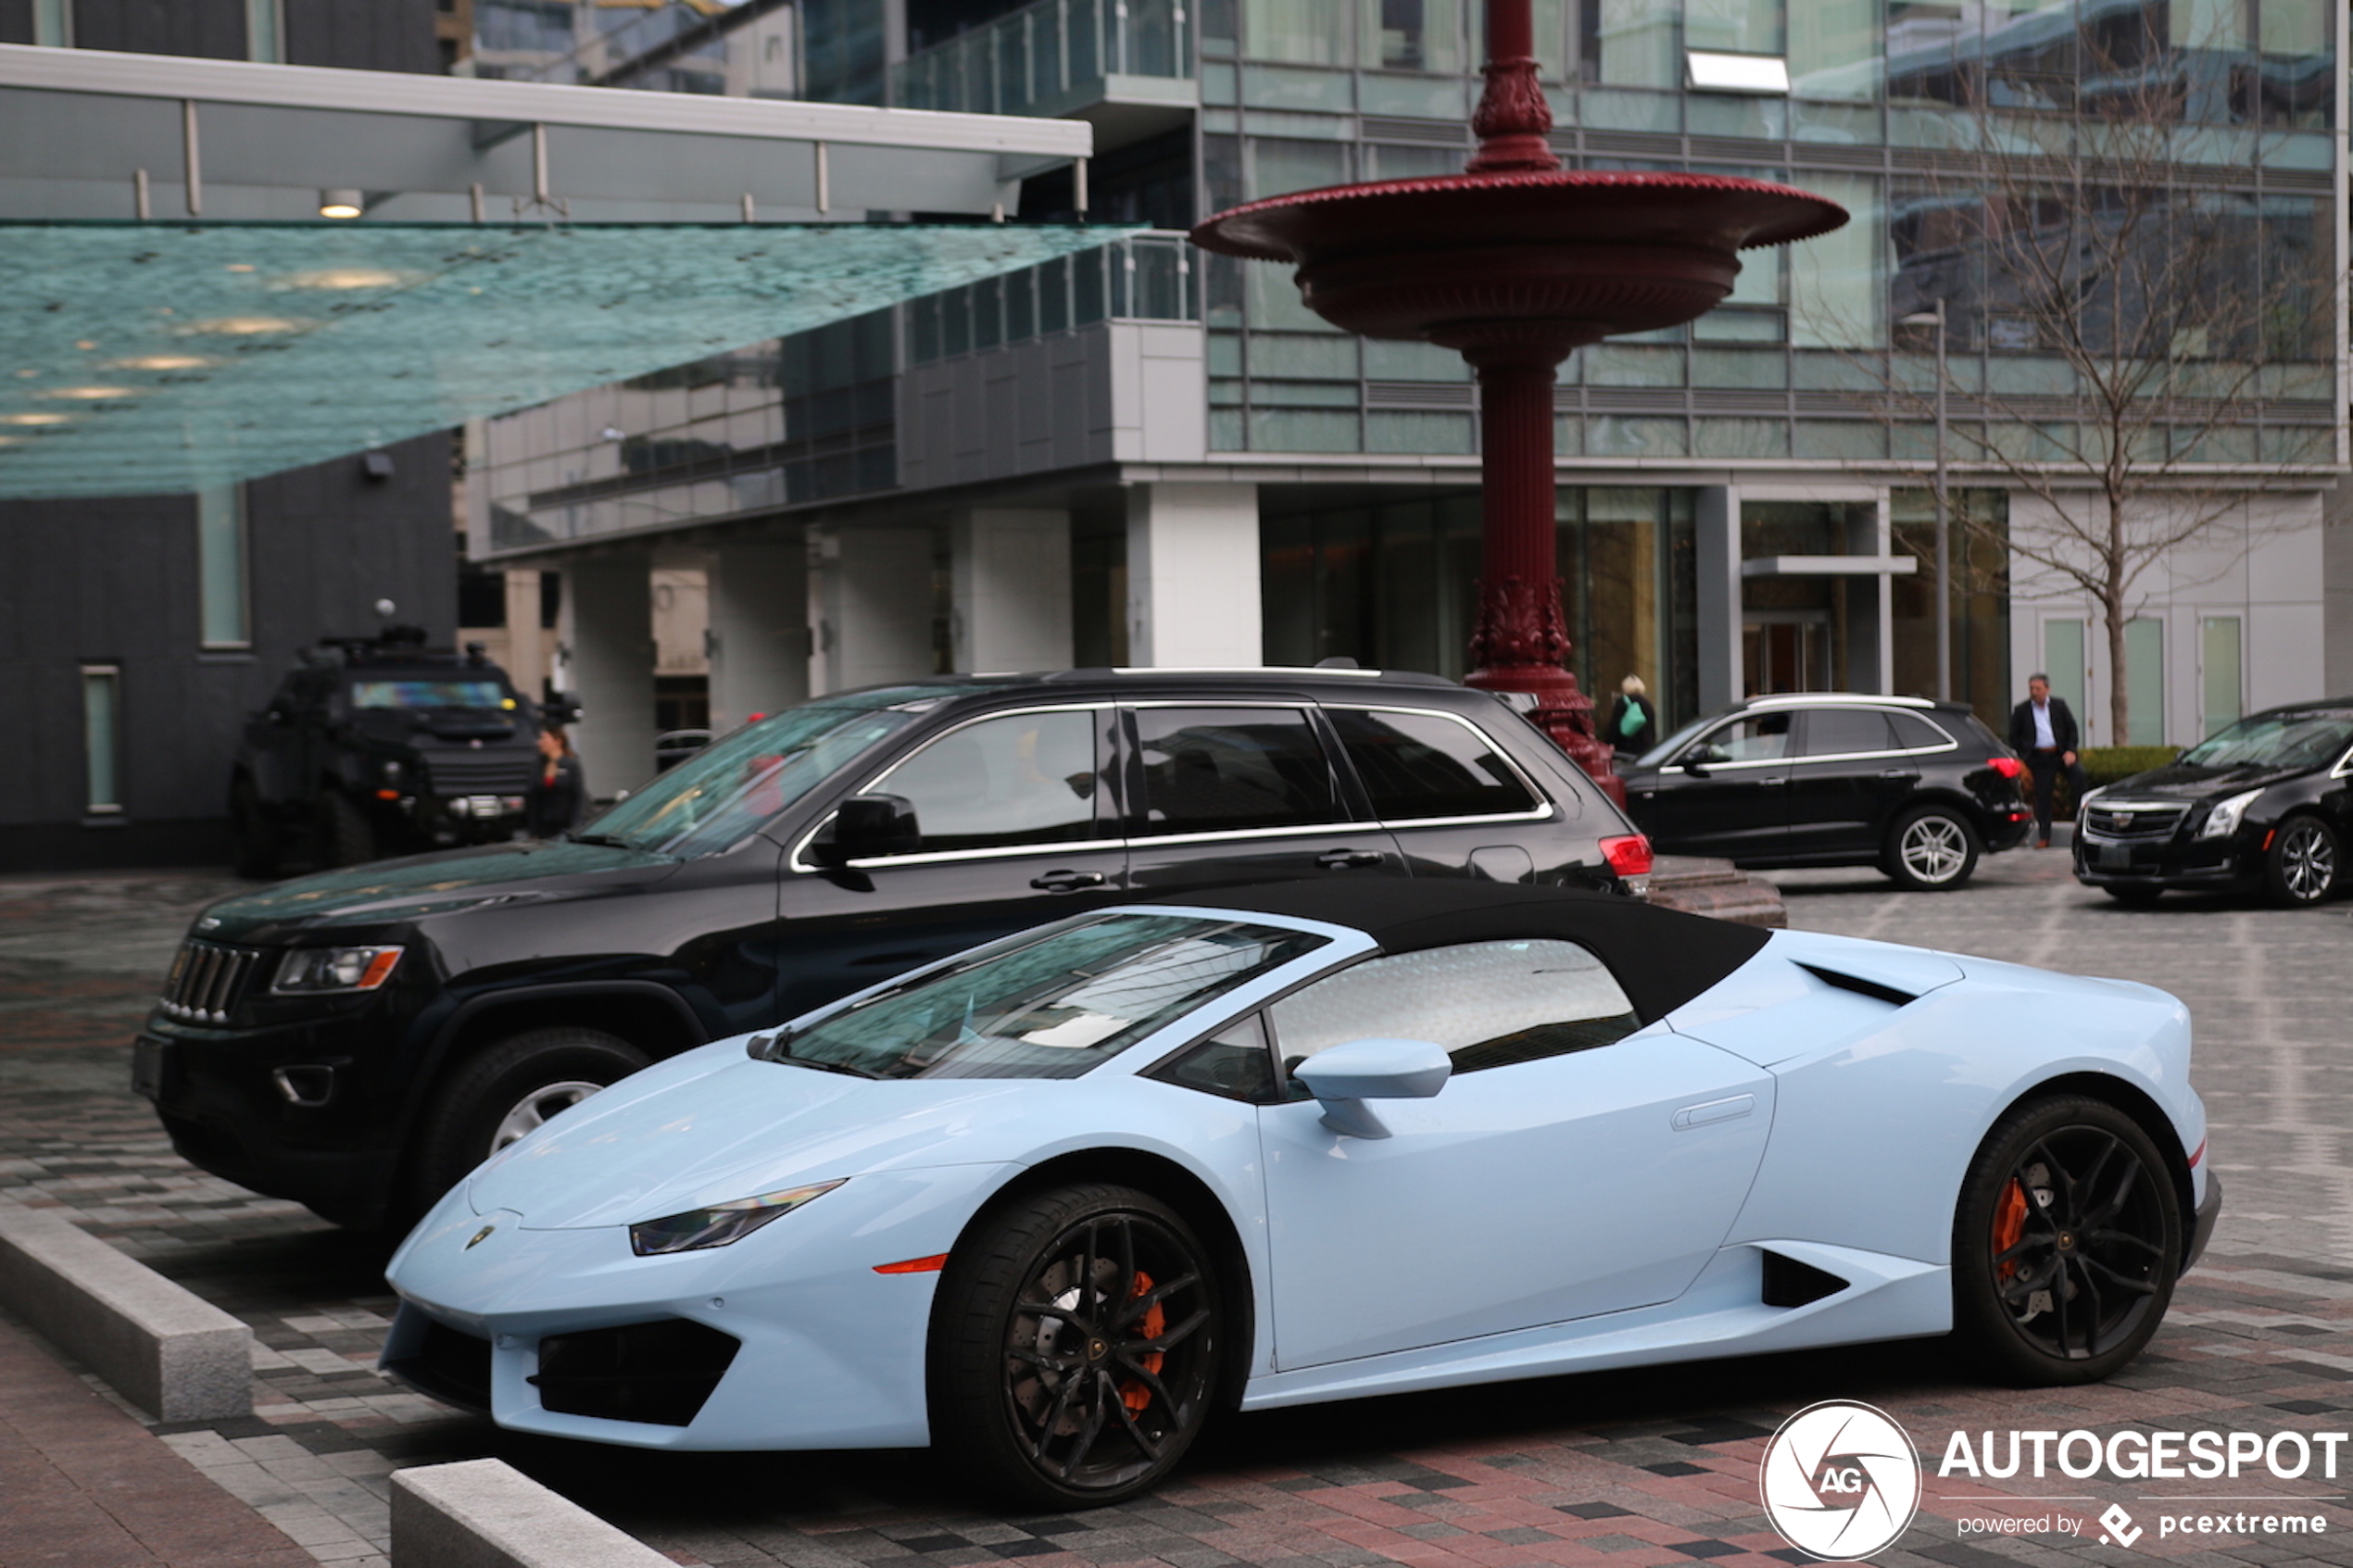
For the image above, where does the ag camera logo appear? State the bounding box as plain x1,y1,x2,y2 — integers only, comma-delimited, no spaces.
1760,1400,1923,1561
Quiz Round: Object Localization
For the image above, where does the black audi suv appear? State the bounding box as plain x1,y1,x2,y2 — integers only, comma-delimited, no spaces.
1618,692,2032,890
140,668,1653,1230
2074,699,2352,907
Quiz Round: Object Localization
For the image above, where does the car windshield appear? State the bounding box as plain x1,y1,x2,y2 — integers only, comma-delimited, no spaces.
2174,712,2353,772
775,913,1329,1081
578,689,957,856
349,679,510,710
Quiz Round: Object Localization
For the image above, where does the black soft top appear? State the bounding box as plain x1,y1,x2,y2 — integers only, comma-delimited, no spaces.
1132,880,1770,1024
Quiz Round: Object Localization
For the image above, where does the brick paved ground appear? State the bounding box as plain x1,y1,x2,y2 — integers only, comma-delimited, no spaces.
2,854,2349,1568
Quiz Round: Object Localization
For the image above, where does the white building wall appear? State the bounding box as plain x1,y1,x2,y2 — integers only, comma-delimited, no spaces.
2006,492,2328,746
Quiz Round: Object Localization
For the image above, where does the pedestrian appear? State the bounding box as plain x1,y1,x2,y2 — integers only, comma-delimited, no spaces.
2006,673,2088,848
527,722,586,838
1604,674,1658,758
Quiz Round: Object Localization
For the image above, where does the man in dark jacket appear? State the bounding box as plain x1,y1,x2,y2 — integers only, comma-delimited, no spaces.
2007,673,2087,847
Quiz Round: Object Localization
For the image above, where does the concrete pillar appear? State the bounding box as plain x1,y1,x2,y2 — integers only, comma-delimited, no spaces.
1694,485,1743,712
1125,483,1261,667
707,537,811,731
499,570,547,702
952,508,1073,672
557,555,657,800
1843,500,1894,695
811,525,936,696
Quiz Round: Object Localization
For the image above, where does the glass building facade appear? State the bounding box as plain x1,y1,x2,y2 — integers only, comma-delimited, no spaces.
467,0,2343,745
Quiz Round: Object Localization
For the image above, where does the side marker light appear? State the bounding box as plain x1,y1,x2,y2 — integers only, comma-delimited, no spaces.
873,1254,949,1274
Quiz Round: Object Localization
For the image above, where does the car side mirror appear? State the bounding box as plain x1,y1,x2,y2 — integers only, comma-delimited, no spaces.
1679,759,1710,778
1292,1036,1451,1140
811,793,921,866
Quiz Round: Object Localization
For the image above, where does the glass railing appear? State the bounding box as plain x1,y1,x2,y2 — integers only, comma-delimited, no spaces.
906,232,1196,364
894,0,1192,116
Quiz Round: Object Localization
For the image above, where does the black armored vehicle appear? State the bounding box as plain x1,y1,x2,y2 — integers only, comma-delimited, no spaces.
230,626,555,877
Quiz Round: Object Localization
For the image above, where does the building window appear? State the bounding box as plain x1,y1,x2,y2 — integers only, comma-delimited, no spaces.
82,666,122,814
2200,616,2243,739
2125,616,2166,746
198,483,250,649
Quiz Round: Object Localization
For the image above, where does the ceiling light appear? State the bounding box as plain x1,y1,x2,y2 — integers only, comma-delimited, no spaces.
107,355,215,371
279,268,415,291
319,189,364,220
0,412,72,426
40,385,136,400
175,317,308,336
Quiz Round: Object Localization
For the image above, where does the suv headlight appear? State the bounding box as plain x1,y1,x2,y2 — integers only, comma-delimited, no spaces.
2196,789,2262,841
272,946,403,993
629,1179,845,1257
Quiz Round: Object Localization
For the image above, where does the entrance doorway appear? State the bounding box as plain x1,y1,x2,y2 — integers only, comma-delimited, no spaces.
1743,613,1833,696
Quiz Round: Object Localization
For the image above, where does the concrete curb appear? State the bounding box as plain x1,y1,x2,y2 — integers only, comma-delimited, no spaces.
391,1459,673,1568
0,1197,251,1421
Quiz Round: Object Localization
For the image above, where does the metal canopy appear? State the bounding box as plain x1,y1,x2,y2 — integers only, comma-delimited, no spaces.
0,44,1091,222
0,220,1139,498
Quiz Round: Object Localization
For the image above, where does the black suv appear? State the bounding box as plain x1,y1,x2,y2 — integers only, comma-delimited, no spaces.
2074,699,2353,907
230,628,556,878
1617,693,2032,890
141,669,1650,1228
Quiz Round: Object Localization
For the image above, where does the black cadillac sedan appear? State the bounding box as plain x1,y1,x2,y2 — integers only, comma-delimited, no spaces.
2073,699,2353,907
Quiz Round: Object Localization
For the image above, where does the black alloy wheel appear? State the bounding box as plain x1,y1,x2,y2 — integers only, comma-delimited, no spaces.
933,1184,1222,1508
2264,816,2338,908
1952,1096,2182,1385
402,1026,649,1224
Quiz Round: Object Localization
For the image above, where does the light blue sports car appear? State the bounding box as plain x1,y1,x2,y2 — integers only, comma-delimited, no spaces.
382,881,2221,1507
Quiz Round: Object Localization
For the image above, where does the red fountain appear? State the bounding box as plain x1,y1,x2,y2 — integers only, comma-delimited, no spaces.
1190,0,1846,801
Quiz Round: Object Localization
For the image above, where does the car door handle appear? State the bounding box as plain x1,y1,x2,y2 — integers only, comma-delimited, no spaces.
1315,848,1384,870
1030,869,1107,893
1879,769,1911,779
1672,1094,1755,1130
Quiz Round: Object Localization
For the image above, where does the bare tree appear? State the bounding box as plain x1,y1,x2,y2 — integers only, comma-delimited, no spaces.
1867,19,2331,744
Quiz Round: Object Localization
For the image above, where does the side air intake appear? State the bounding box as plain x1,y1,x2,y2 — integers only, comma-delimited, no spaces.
1796,962,1916,1008
1761,1250,1851,1309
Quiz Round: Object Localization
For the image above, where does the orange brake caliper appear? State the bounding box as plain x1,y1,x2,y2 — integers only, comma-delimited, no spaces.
1119,1270,1166,1414
1993,1178,2028,1282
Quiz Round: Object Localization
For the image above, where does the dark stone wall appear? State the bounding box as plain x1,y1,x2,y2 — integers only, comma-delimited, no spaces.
0,433,456,872
70,0,246,57
0,2,34,44
285,0,439,73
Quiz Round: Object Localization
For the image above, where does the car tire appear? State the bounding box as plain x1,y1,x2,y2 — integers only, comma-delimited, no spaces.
318,789,380,870
931,1183,1224,1510
404,1027,649,1219
1951,1095,2182,1386
2263,815,2338,908
230,778,282,881
2101,885,2162,904
1882,805,1981,891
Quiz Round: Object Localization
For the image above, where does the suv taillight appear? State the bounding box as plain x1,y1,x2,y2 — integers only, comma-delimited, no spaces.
1600,834,1653,878
1988,756,2025,780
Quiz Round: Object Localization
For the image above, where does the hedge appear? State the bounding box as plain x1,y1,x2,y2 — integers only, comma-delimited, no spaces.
2080,746,2182,786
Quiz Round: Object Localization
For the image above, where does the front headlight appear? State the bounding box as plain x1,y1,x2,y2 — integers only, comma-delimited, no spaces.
628,1179,845,1257
2196,788,2263,840
272,945,403,993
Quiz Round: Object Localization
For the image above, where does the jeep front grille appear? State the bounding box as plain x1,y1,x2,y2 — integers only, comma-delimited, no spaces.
160,940,263,1023
425,757,537,794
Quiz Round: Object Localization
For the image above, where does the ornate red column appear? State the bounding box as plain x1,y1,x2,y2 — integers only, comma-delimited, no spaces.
1188,0,1844,805
1451,0,1619,791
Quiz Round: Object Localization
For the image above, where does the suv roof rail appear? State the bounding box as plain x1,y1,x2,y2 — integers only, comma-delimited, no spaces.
1037,665,1456,686
1745,691,1937,709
